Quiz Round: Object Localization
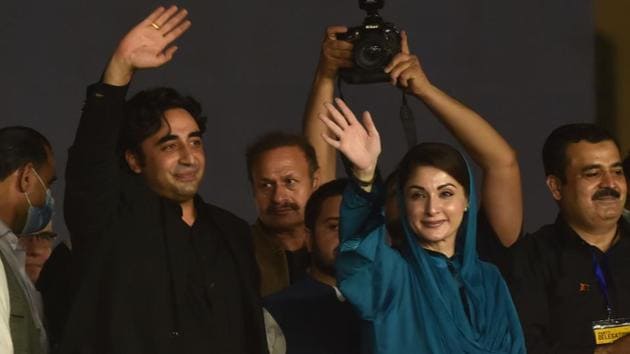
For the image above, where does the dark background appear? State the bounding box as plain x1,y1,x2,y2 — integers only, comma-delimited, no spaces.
0,0,594,242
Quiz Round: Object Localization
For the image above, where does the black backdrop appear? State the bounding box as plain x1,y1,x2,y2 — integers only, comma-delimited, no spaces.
0,0,594,241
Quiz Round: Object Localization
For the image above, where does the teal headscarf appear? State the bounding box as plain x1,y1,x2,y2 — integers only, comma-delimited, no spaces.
336,149,525,354
394,159,525,353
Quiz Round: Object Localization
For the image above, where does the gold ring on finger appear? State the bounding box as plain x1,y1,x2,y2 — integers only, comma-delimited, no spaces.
151,22,161,30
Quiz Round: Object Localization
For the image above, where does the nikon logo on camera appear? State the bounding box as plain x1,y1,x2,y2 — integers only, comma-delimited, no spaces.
338,0,401,84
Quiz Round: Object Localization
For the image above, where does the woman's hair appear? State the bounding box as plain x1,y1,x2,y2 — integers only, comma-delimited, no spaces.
397,142,470,198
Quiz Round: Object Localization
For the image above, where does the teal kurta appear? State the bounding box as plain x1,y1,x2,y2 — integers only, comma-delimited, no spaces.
336,176,525,354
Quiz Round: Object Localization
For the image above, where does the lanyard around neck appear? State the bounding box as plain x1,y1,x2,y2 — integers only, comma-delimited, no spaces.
592,251,613,319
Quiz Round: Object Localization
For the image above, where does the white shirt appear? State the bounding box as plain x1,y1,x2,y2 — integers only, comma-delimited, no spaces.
263,308,286,354
0,220,47,353
0,251,14,353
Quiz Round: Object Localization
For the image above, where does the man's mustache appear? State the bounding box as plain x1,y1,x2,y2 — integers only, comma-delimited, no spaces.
592,187,621,200
266,202,299,213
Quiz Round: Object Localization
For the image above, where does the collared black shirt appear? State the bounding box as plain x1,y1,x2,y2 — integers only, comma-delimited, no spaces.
164,198,246,353
509,216,630,354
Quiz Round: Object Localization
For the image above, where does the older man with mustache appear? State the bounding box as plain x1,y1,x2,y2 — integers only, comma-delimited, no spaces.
246,133,321,297
509,124,630,354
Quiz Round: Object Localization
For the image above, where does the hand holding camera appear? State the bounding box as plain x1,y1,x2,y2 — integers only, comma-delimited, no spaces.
317,26,354,81
337,0,401,84
384,31,432,97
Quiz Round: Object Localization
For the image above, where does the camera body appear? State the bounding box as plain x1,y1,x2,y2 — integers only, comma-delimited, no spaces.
337,0,401,84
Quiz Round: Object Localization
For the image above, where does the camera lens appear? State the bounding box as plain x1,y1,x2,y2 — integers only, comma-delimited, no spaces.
357,43,384,70
354,30,395,71
356,40,389,70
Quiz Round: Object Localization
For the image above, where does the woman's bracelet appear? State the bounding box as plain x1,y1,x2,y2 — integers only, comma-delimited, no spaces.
353,172,376,187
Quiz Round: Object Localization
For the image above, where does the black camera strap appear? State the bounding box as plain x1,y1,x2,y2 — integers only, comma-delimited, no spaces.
337,77,418,149
399,91,417,148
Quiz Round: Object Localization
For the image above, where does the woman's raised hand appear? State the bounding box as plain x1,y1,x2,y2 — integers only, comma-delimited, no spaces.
319,98,381,182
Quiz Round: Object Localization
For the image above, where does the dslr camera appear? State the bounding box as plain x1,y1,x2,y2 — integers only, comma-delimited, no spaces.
338,0,401,84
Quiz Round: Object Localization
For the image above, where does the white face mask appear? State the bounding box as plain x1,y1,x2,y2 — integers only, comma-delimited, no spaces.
21,168,54,235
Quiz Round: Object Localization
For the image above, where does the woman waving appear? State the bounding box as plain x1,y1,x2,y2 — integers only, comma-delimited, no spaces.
319,32,525,354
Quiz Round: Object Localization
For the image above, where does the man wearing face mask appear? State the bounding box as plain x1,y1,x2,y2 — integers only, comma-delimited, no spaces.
0,126,56,354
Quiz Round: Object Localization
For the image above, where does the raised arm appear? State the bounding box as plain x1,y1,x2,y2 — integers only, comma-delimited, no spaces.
303,27,353,184
65,6,191,255
319,99,381,189
385,32,522,246
104,6,191,86
319,100,409,319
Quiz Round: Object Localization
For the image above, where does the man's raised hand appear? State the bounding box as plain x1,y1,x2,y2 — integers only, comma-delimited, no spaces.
104,6,191,86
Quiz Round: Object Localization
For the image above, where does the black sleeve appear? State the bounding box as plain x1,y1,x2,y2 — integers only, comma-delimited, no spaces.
36,243,74,352
208,206,269,354
235,219,269,354
507,235,555,354
241,220,262,299
64,82,129,259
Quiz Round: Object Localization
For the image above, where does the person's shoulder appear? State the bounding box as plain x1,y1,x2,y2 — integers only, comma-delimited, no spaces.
509,221,565,269
516,221,563,248
264,277,332,309
198,200,251,235
517,223,554,247
202,202,248,225
527,222,557,238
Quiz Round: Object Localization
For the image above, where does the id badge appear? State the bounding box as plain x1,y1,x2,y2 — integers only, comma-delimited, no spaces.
592,318,630,345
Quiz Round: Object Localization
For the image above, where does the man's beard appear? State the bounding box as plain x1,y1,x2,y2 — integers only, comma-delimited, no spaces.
311,249,335,277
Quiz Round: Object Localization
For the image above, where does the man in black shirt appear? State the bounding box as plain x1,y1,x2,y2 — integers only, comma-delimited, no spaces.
264,179,365,354
510,123,630,354
61,7,267,353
